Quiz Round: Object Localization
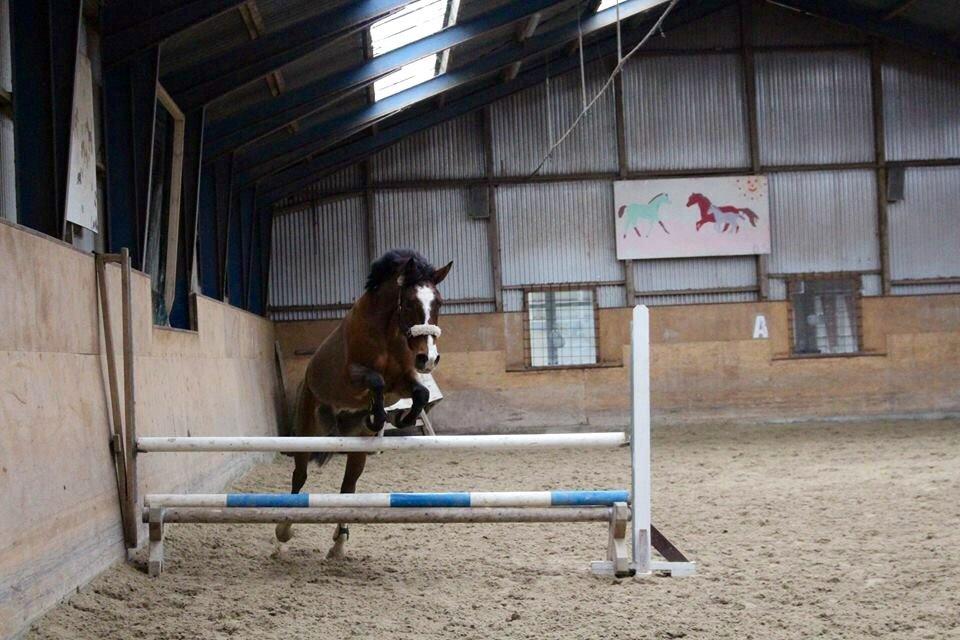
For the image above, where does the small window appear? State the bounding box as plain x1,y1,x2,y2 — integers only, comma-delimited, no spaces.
788,275,862,356
524,287,599,368
143,86,185,327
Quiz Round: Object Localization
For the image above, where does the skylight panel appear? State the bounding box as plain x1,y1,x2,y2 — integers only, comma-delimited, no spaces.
596,0,665,12
370,0,458,102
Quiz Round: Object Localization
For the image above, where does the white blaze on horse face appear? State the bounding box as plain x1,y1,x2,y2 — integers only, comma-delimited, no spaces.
415,285,439,369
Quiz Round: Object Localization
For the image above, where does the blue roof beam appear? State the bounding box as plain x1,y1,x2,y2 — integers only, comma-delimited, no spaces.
232,0,674,184
202,0,570,160
165,0,412,110
256,0,736,205
102,0,247,65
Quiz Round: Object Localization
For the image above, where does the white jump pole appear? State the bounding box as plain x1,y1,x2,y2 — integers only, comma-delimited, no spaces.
136,432,628,453
631,305,652,576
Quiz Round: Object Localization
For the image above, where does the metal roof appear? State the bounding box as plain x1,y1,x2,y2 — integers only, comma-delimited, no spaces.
125,0,960,207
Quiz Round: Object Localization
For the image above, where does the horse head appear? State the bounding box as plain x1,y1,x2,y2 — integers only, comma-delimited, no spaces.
367,250,453,374
686,193,706,208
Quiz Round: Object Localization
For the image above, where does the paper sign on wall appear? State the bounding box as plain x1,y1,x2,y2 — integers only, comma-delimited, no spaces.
64,54,99,233
753,315,769,339
614,175,771,260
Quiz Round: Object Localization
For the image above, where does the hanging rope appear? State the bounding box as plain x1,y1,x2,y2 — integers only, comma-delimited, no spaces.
529,0,680,177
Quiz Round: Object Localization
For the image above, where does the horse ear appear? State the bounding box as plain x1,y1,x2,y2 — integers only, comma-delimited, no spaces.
432,261,453,285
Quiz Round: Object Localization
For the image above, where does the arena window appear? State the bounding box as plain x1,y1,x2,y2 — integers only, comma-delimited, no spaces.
787,275,863,356
523,286,599,368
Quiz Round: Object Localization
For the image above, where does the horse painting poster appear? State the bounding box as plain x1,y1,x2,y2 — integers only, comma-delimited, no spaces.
614,175,771,260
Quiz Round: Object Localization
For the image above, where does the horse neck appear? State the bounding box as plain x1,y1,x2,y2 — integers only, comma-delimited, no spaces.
693,195,710,213
355,289,400,337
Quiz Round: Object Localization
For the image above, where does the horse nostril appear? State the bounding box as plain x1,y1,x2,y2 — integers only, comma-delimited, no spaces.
415,354,428,370
434,354,440,366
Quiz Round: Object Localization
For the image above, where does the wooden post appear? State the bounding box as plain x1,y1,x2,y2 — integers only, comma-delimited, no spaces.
96,254,135,547
120,248,139,549
362,160,376,264
739,0,768,300
607,501,631,577
613,64,634,306
148,506,165,577
630,305,651,575
481,107,503,312
870,38,890,295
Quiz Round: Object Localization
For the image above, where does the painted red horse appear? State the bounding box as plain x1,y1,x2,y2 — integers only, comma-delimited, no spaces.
686,193,760,234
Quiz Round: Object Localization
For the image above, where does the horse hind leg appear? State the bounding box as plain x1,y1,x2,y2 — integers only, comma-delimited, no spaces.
275,452,310,542
327,452,367,559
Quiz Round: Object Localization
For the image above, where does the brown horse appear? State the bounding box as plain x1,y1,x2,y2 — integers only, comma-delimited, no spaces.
276,249,452,557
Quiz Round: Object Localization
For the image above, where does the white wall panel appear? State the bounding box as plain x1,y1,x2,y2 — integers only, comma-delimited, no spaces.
768,170,879,274
373,188,494,303
756,51,873,165
888,166,960,280
623,54,749,171
490,61,618,176
495,181,621,286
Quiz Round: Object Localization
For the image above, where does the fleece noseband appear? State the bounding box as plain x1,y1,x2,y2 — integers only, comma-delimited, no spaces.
406,323,442,339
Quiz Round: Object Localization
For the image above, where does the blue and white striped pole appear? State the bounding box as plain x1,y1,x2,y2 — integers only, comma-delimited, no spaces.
145,489,630,509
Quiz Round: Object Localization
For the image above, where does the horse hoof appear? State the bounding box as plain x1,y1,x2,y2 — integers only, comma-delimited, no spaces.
326,545,346,560
275,523,294,543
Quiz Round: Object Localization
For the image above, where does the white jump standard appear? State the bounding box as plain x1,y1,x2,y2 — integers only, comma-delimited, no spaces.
134,306,695,578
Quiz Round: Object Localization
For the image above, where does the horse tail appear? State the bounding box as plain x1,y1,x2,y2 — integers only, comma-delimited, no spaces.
741,208,759,226
617,204,627,218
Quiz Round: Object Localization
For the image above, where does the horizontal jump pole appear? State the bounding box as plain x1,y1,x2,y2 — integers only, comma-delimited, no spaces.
145,489,631,509
136,432,628,453
144,506,615,524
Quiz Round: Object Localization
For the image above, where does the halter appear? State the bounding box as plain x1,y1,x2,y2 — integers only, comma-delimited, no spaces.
406,323,442,338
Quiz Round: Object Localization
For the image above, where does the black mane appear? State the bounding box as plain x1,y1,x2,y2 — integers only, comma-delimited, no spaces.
365,249,436,292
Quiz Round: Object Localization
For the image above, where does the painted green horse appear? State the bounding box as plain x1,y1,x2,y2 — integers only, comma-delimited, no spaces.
617,193,672,238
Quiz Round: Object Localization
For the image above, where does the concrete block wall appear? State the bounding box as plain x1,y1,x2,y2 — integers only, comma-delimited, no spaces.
0,220,282,638
275,296,960,431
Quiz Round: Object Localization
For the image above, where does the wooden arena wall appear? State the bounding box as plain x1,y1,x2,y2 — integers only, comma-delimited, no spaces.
276,296,960,431
0,221,282,637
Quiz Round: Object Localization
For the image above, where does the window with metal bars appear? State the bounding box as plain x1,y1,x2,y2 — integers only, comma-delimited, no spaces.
788,275,862,356
523,287,599,368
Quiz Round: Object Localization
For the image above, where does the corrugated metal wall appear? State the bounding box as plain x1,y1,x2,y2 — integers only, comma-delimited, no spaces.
373,188,495,313
495,181,621,287
622,53,749,171
371,113,484,182
883,52,960,161
269,196,367,320
633,256,758,305
767,170,879,275
756,50,874,166
489,60,618,176
768,169,879,275
888,166,960,281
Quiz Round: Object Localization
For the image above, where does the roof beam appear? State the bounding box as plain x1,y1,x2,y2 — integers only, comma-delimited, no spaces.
102,0,246,65
165,0,409,109
232,0,677,184
881,0,921,21
202,0,567,160
773,0,960,61
503,12,542,81
236,0,286,97
257,0,735,204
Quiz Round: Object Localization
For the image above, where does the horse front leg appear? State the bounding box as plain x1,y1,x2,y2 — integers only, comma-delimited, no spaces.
327,452,367,559
349,365,387,433
398,379,430,428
